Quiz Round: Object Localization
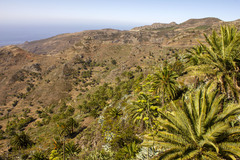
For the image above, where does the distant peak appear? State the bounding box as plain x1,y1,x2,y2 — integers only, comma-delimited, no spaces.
131,22,177,31
180,17,222,25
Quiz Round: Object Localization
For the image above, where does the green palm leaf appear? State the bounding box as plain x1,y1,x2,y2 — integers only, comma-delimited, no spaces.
145,84,240,159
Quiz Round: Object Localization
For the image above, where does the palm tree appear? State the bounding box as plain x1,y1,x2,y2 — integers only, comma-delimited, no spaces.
10,132,33,149
65,141,81,157
108,108,123,120
128,93,160,131
186,25,240,101
147,84,240,159
121,141,140,159
57,118,79,137
151,65,179,106
184,45,205,88
65,118,79,135
185,45,204,66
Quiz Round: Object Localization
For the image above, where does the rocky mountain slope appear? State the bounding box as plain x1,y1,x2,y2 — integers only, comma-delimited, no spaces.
0,18,239,119
1,17,240,157
131,22,177,31
18,17,240,56
1,17,240,125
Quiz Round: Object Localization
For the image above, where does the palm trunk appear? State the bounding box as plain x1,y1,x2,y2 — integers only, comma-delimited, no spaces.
141,118,145,132
233,75,240,102
162,90,165,107
63,138,65,160
194,76,199,88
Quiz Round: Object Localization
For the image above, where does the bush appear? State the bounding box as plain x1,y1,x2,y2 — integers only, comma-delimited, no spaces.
111,59,117,65
65,106,75,116
110,126,142,150
85,150,112,160
10,132,33,149
31,151,48,160
81,70,92,78
60,102,68,112
0,129,5,140
12,100,18,107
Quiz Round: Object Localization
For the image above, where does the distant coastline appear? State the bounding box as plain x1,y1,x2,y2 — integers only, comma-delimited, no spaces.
0,24,136,47
0,41,25,47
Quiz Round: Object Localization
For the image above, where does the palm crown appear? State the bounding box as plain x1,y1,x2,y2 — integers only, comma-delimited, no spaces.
149,84,240,159
151,65,179,106
186,25,240,101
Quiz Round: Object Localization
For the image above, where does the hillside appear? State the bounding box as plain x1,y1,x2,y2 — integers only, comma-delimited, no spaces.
1,17,240,159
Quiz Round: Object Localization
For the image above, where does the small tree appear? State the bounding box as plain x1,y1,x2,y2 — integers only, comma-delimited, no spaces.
66,118,79,135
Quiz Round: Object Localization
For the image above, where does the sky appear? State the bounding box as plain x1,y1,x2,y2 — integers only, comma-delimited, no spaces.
0,0,240,45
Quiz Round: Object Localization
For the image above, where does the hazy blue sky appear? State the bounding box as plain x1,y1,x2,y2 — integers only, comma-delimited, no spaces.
1,0,240,25
1,0,240,45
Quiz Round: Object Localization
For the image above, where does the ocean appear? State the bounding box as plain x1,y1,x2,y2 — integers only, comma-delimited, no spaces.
0,24,136,47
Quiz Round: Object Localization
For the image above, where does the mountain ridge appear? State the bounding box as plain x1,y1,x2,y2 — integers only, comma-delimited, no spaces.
16,17,240,55
1,17,239,115
1,17,240,157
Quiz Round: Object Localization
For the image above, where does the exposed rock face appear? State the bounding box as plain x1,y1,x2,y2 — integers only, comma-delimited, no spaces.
131,22,177,31
23,63,42,73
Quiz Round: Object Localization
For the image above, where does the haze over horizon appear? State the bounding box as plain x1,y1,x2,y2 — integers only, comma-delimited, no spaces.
1,0,240,46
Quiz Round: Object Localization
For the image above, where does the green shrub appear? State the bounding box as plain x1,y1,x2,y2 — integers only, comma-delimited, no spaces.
12,100,18,107
111,59,117,65
31,151,48,160
0,129,5,140
10,132,33,149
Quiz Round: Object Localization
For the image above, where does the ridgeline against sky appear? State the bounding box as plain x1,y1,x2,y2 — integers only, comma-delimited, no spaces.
0,0,240,46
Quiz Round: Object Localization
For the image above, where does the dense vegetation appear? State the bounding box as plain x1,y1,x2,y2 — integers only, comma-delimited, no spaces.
1,25,240,160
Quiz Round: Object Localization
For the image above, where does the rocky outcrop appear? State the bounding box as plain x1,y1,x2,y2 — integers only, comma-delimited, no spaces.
23,63,42,73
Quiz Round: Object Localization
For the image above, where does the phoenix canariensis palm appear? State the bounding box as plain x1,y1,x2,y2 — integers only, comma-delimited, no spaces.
185,45,205,88
186,25,240,101
151,65,179,106
185,45,204,66
146,83,240,159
